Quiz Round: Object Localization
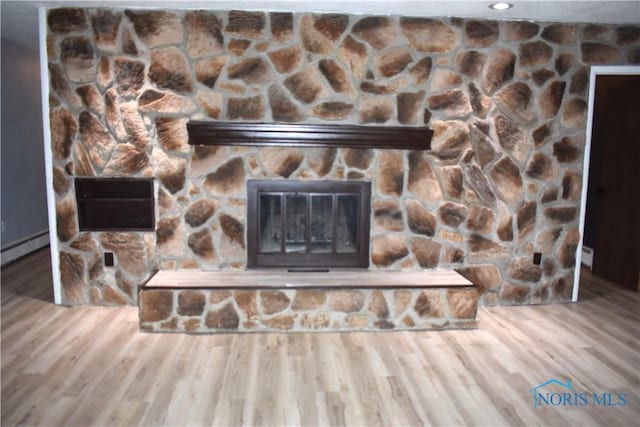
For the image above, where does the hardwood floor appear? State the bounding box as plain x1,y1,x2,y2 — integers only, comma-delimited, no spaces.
2,248,639,426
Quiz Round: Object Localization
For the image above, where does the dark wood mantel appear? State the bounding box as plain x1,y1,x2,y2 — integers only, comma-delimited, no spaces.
187,121,432,150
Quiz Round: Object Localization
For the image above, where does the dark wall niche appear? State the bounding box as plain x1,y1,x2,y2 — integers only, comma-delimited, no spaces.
75,178,155,231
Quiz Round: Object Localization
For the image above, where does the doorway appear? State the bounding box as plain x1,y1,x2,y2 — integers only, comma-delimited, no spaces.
574,66,640,300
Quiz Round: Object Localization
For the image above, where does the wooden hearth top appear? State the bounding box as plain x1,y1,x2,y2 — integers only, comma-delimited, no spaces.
143,269,473,290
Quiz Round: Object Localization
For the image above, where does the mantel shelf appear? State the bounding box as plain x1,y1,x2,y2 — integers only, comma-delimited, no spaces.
187,121,433,150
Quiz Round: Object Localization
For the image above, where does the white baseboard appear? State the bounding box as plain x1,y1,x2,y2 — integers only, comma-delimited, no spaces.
1,231,50,266
581,246,594,270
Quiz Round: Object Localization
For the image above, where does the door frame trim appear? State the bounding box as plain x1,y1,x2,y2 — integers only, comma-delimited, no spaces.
573,65,640,302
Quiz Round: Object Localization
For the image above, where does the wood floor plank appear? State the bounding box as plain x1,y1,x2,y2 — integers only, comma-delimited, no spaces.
186,345,232,426
2,249,639,426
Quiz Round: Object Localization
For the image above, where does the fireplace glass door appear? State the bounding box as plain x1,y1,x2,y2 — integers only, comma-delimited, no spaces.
310,195,332,253
248,181,371,268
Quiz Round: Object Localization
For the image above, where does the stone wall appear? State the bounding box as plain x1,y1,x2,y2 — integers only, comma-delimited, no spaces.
46,7,640,306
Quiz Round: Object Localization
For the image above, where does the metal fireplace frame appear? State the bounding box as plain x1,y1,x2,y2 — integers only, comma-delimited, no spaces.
246,180,371,268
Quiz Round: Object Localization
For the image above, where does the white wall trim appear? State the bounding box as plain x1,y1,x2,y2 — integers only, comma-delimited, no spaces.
573,65,640,302
1,231,50,266
38,7,61,305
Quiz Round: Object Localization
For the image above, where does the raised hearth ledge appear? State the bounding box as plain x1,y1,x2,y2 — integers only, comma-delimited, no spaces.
187,121,433,150
138,270,478,333
143,269,472,289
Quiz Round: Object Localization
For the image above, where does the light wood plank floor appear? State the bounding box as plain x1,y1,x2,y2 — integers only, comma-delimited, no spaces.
2,248,639,426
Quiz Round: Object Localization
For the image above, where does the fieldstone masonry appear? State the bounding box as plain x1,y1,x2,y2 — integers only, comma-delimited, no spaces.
47,8,639,307
139,286,478,332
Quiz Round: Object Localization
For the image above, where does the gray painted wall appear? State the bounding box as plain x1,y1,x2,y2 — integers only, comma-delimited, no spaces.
1,37,49,247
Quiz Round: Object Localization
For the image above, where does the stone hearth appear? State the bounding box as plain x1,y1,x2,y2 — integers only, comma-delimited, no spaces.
139,270,478,332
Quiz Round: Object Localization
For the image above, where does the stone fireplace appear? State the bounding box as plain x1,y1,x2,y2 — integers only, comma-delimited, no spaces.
46,7,640,309
187,121,431,269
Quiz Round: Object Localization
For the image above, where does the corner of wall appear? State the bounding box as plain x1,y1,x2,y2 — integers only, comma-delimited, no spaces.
38,7,61,305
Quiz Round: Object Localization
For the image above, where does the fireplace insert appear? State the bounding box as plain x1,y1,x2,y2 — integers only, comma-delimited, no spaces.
247,180,371,268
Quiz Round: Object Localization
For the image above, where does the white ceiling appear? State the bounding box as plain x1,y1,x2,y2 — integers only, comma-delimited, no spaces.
2,1,640,52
